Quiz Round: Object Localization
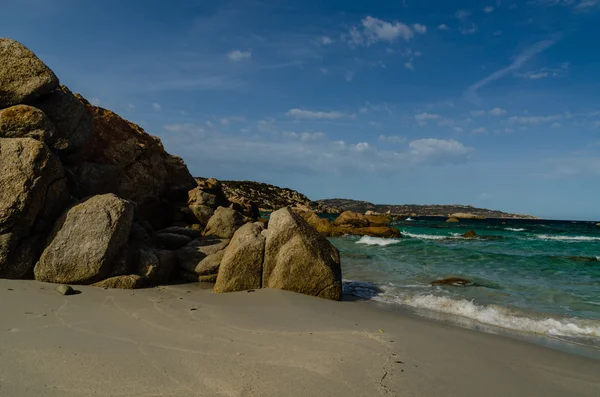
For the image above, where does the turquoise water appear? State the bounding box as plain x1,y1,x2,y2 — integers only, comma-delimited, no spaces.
331,217,600,349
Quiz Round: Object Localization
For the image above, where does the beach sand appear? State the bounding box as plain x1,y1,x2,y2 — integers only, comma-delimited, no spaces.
1,280,599,397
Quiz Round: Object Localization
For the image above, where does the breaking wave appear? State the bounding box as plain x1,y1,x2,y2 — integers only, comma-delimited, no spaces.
535,234,600,242
355,236,402,246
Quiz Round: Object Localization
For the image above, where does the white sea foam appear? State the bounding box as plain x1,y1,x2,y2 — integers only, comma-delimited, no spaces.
405,217,415,221
505,228,525,232
356,236,401,246
534,234,600,242
379,293,600,339
403,231,458,240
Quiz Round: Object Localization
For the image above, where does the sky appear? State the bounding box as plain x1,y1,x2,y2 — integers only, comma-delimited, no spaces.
2,0,600,220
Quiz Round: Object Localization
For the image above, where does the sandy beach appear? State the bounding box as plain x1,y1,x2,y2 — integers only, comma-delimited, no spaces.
1,280,598,397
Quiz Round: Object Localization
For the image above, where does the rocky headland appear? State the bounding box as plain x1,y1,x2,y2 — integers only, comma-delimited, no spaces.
0,38,341,300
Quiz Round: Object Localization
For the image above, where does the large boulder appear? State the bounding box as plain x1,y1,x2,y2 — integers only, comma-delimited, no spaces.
365,213,392,226
203,206,245,239
0,38,59,108
69,97,195,227
0,105,56,143
188,178,231,225
137,248,176,285
214,223,266,293
0,138,68,278
262,208,342,300
34,194,135,284
333,211,370,228
176,237,230,276
295,208,401,238
33,85,93,153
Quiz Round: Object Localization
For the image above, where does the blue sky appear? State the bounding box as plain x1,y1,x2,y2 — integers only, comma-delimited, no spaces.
2,0,600,219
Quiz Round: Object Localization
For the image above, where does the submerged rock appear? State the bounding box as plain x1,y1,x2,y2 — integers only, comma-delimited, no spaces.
431,277,478,287
463,230,478,239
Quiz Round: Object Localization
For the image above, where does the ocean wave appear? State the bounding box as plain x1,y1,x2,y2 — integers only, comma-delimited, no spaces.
534,234,600,242
380,293,600,339
505,228,525,232
402,231,458,240
355,236,402,246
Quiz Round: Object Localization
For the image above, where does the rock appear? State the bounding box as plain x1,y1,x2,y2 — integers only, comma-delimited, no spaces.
352,227,401,238
431,277,478,287
214,223,266,293
195,249,226,279
0,38,59,108
93,274,146,289
203,207,245,239
189,204,215,226
0,138,68,278
333,211,370,228
55,284,75,296
230,198,260,220
365,210,379,216
34,194,134,284
188,178,231,225
176,237,230,274
152,233,192,250
0,105,56,143
71,96,194,228
463,230,478,239
596,223,600,227
262,208,342,300
446,217,459,223
295,208,401,238
156,226,202,239
33,85,92,153
365,213,392,226
565,256,599,263
137,248,176,285
450,212,485,220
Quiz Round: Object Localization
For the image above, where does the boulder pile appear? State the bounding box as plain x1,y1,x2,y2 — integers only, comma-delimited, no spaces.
295,209,401,238
0,38,342,300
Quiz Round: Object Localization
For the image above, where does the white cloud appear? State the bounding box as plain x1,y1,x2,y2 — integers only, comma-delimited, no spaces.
164,123,205,134
455,10,471,20
471,110,486,117
361,16,414,43
300,132,327,142
228,50,252,62
508,115,562,124
282,131,298,139
90,98,101,106
413,24,428,34
454,127,465,133
404,60,415,70
409,139,473,164
483,6,495,13
505,128,514,133
576,0,599,9
438,24,449,30
345,70,354,82
220,116,246,125
466,35,561,102
320,36,334,45
354,142,370,152
414,112,441,121
127,103,136,110
490,107,507,116
472,127,487,134
378,135,406,144
479,192,492,199
153,102,161,111
517,62,570,80
551,122,562,128
286,108,354,120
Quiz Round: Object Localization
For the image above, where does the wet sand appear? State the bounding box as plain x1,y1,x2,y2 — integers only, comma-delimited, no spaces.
1,279,599,396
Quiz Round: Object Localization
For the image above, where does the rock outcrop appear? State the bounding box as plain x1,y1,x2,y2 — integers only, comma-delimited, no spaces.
263,208,342,300
213,223,265,293
0,38,344,300
451,212,485,220
0,39,59,108
446,217,459,223
296,209,401,238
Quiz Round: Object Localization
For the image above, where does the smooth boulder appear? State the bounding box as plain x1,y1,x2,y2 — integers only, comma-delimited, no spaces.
203,206,245,239
34,194,134,284
333,211,370,228
446,217,459,223
262,208,342,300
0,105,56,143
214,223,266,293
0,38,59,108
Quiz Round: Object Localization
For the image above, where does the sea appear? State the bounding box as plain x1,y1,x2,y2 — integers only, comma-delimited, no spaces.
328,216,600,355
